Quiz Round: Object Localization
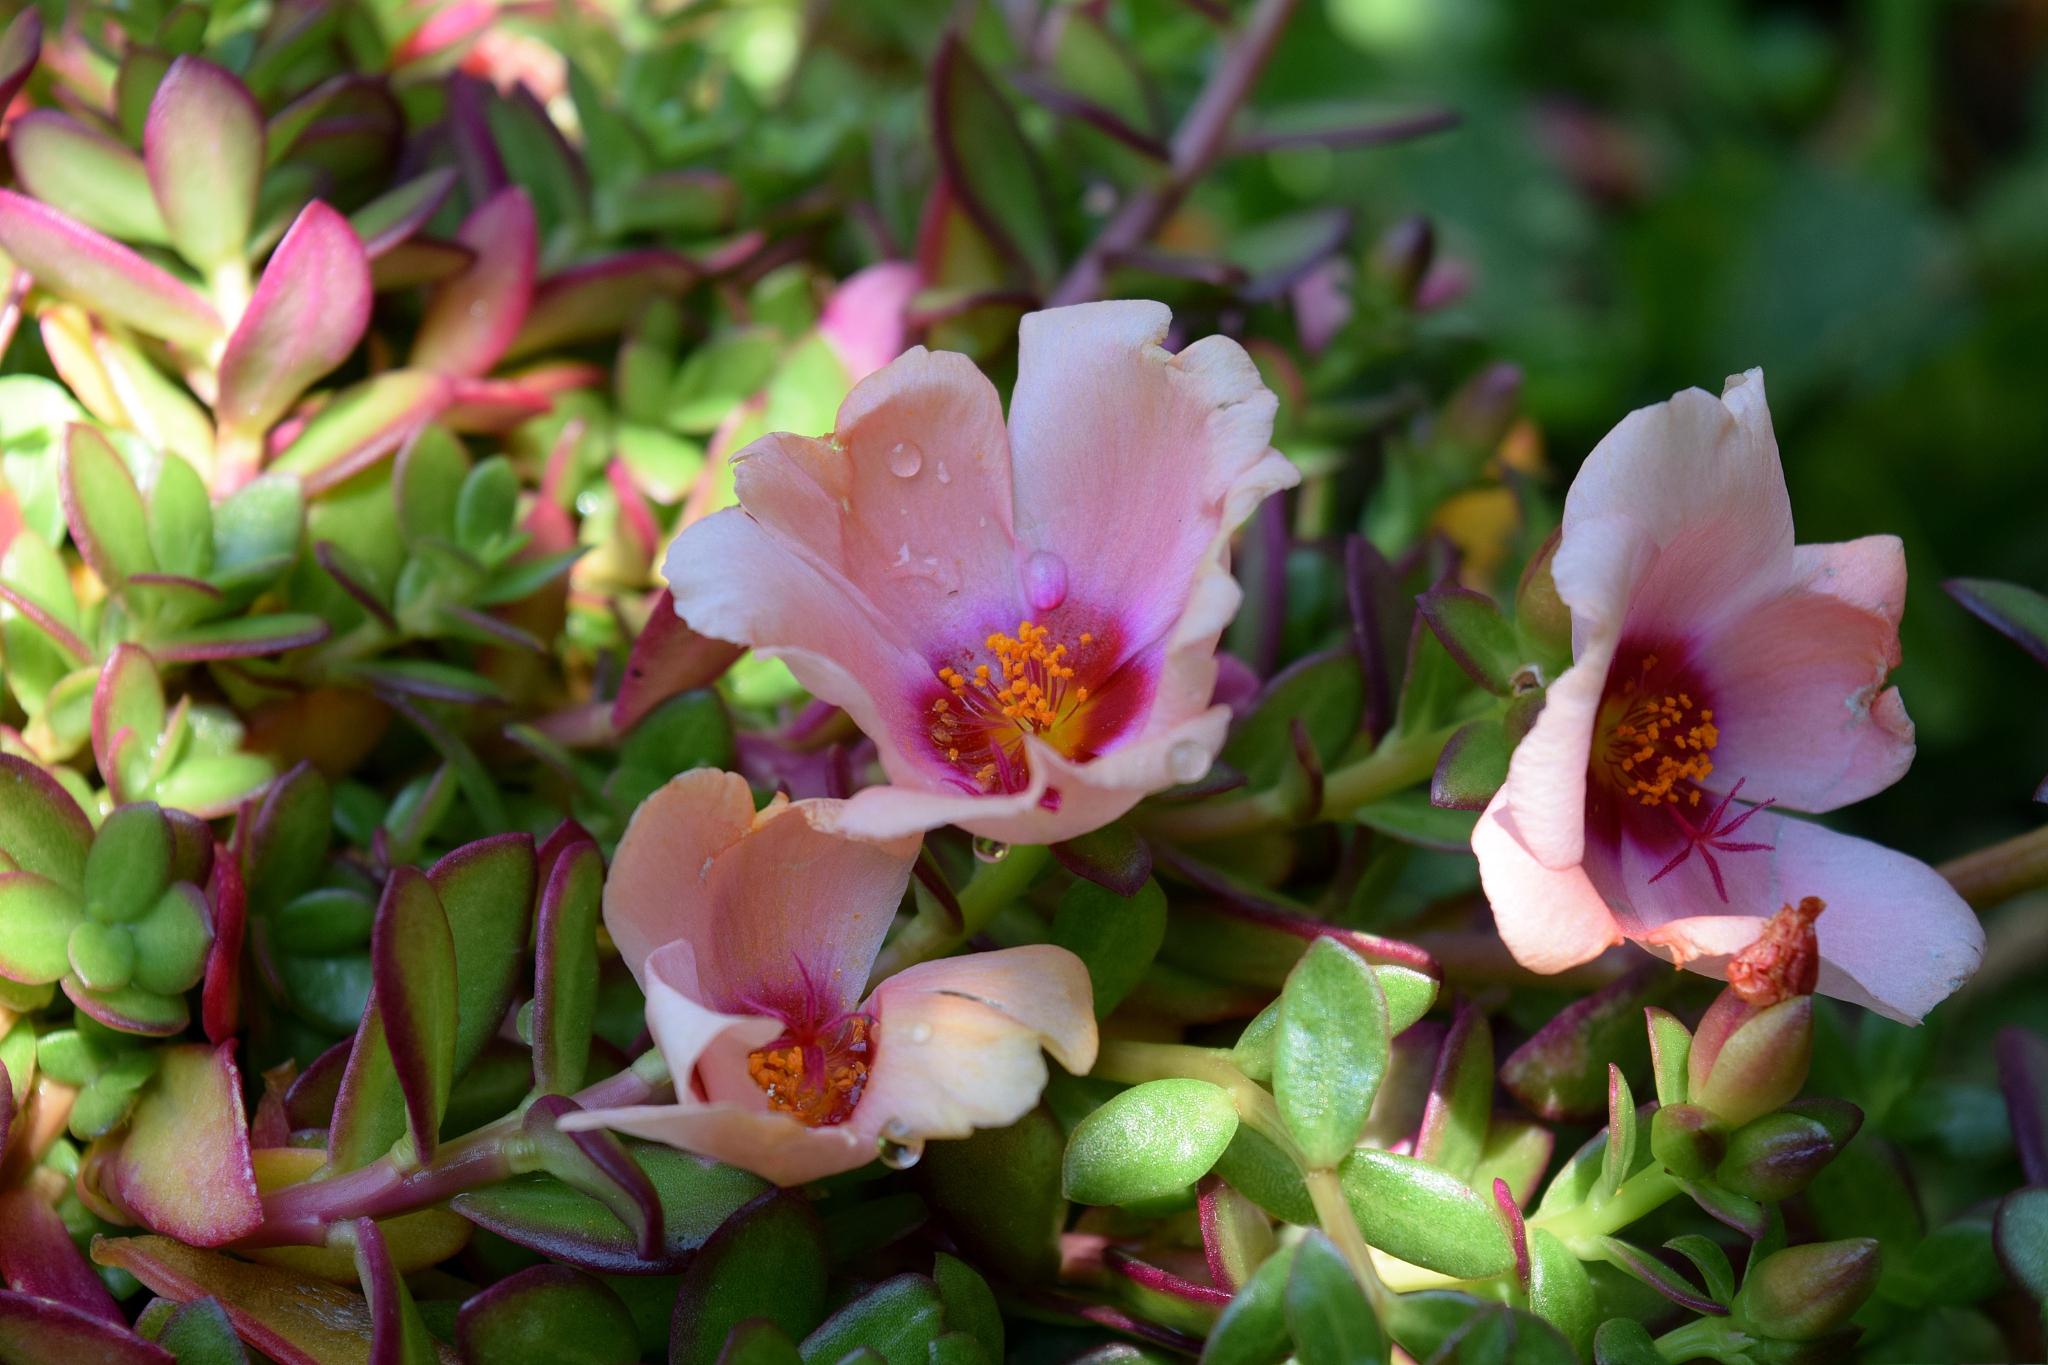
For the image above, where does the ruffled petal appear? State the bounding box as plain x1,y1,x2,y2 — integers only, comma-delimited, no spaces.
1598,809,1982,1023
1472,792,1625,973
602,770,760,989
1007,302,1293,647
849,945,1097,1145
1565,370,1795,642
1702,578,1913,814
697,797,918,1016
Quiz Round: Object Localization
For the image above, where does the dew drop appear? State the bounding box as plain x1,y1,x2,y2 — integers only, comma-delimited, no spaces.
877,1121,924,1170
972,836,1011,864
1167,740,1212,785
1022,550,1068,612
887,441,923,478
908,1022,934,1044
935,461,951,485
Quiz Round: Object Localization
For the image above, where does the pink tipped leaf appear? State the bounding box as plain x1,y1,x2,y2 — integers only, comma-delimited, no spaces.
269,369,452,495
0,753,94,891
0,1292,172,1365
612,589,744,733
503,249,696,360
353,1218,440,1365
0,10,41,112
0,192,222,349
424,832,536,1074
202,843,246,1044
410,186,535,378
0,1187,124,1321
531,835,602,1095
92,644,166,802
217,201,373,441
349,168,458,257
144,56,264,272
100,1043,263,1246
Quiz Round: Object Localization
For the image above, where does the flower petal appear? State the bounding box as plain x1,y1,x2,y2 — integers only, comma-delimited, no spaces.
1473,792,1625,973
1564,370,1795,642
603,770,758,988
1703,580,1913,814
851,945,1096,1144
1007,302,1292,647
562,1102,871,1187
1603,810,1982,1023
820,262,920,382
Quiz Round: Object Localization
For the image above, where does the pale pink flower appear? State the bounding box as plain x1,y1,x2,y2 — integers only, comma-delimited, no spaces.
1472,370,1982,1023
560,770,1096,1185
661,301,1298,845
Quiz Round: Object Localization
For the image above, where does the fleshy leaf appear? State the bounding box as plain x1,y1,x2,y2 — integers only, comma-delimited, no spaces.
1413,998,1494,1182
1947,577,2048,670
144,57,264,272
0,1291,172,1364
92,1235,388,1365
0,1186,124,1321
9,111,170,244
1645,1007,1692,1108
63,425,156,587
0,874,87,984
372,867,456,1162
0,753,94,890
454,1266,639,1365
100,1042,262,1246
504,250,697,360
93,645,166,802
532,834,602,1094
1500,965,1671,1122
610,589,743,732
426,833,536,1075
1063,1079,1239,1207
1284,1231,1382,1365
411,187,535,378
520,1097,665,1263
349,169,457,257
269,371,452,495
352,1219,438,1365
1050,877,1168,1018
1274,938,1389,1169
1337,1148,1515,1279
217,202,373,443
797,1274,947,1365
1416,583,1523,695
1599,1065,1637,1201
670,1191,829,1365
0,191,222,348
930,34,1057,284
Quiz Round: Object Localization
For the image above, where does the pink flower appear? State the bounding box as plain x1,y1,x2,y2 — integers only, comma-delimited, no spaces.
1472,370,1982,1023
661,301,1298,844
559,770,1096,1185
819,261,921,383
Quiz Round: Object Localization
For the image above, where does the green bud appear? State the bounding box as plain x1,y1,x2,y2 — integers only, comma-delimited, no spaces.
1716,1100,1861,1203
1734,1238,1881,1340
68,920,136,991
1648,1103,1726,1181
1061,1079,1238,1208
1690,995,1812,1127
83,805,172,923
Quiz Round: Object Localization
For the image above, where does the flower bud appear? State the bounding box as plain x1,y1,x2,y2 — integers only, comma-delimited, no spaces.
1648,1102,1726,1180
1716,1099,1862,1202
1369,215,1434,305
1442,362,1523,453
1734,1238,1881,1340
1689,996,1812,1127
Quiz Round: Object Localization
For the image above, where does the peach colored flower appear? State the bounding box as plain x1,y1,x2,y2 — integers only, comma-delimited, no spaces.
560,770,1096,1185
661,301,1297,845
1472,371,1982,1023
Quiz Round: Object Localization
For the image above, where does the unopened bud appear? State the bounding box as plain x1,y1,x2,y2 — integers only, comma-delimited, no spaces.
1716,1099,1862,1203
1689,995,1812,1128
1728,897,1824,1006
1734,1238,1881,1340
1442,362,1523,453
1369,215,1434,305
1649,1103,1727,1181
1514,528,1570,663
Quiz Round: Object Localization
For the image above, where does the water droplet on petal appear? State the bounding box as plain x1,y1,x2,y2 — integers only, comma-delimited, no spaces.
887,441,923,478
909,1022,933,1044
972,836,1011,864
1167,740,1212,785
1023,550,1068,612
877,1121,924,1169
935,461,951,485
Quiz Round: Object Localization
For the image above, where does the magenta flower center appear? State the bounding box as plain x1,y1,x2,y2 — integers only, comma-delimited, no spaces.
746,1011,876,1127
924,616,1134,793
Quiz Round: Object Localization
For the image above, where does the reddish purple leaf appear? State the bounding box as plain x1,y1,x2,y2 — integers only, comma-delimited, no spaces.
612,589,744,733
532,836,603,1095
521,1096,665,1262
217,201,373,442
144,56,264,272
1998,1026,2048,1184
369,867,456,1162
0,191,222,349
411,186,535,378
0,1188,124,1321
283,1039,350,1132
1493,1178,1530,1287
0,1291,171,1364
350,168,457,257
202,841,246,1044
504,250,697,360
1104,1249,1231,1307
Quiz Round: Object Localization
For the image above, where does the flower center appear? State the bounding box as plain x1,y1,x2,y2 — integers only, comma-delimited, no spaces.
927,619,1100,793
1596,653,1719,807
746,1012,875,1127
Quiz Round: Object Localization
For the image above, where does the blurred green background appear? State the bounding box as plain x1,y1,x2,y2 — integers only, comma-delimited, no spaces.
1248,0,2048,861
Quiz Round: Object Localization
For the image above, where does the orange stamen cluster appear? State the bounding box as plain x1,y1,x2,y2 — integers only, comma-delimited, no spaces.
746,1014,874,1127
929,620,1094,791
1602,655,1719,806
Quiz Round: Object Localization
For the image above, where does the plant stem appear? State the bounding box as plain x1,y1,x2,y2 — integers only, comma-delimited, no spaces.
871,843,1053,981
1529,1165,1682,1258
1138,722,1457,843
244,1051,670,1246
1048,0,1303,306
1939,822,2048,908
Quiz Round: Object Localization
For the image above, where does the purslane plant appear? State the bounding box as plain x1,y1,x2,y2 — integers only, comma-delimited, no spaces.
0,2,2040,1364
